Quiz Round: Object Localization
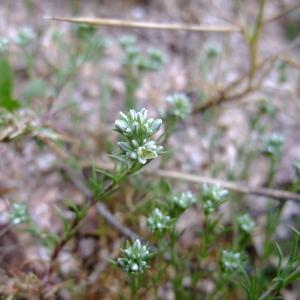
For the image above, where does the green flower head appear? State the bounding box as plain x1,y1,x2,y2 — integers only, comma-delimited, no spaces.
166,93,192,120
238,214,256,234
170,191,196,211
222,250,242,272
15,26,36,46
9,203,30,225
115,109,163,164
147,208,172,234
200,184,228,215
262,133,284,158
116,239,153,274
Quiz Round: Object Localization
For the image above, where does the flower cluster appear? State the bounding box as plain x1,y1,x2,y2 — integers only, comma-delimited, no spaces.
222,250,242,272
166,93,192,120
147,208,172,234
199,184,228,215
170,191,196,211
116,239,153,273
238,214,256,234
15,26,36,46
119,35,165,72
262,133,284,158
9,203,30,225
115,108,163,164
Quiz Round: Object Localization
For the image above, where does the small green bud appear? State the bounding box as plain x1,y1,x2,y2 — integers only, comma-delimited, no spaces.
15,26,36,46
9,203,30,225
238,214,255,234
222,250,242,272
119,35,137,50
200,184,228,215
147,208,172,234
262,133,284,158
170,191,196,212
166,93,192,120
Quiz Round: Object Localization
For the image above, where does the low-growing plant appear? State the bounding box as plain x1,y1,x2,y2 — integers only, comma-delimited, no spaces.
1,2,300,299
119,35,165,109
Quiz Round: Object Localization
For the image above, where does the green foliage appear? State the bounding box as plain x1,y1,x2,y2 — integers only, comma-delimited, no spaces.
0,58,20,111
14,26,36,46
4,11,300,300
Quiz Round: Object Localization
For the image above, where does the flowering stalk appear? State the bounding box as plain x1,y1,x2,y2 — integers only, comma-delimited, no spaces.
115,239,154,300
160,93,192,146
44,108,163,284
119,35,165,109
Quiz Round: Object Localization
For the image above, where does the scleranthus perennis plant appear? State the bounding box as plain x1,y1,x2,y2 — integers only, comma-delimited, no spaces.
9,202,30,225
199,184,228,215
114,108,163,165
116,239,153,274
166,93,192,120
238,213,256,234
119,35,165,109
221,250,242,273
147,208,172,234
262,133,284,158
168,190,196,216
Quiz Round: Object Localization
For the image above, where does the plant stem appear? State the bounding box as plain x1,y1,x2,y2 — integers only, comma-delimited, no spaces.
43,163,139,284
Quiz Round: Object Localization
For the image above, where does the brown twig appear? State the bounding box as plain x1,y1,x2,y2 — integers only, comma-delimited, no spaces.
151,169,300,202
280,55,300,70
45,16,241,33
81,161,300,202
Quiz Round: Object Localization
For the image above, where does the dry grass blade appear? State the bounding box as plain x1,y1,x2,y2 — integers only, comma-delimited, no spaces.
280,55,300,70
153,169,300,202
45,16,241,33
80,161,300,202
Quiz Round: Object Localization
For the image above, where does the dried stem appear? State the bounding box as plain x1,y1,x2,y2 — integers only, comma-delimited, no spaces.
46,16,240,33
81,161,300,202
